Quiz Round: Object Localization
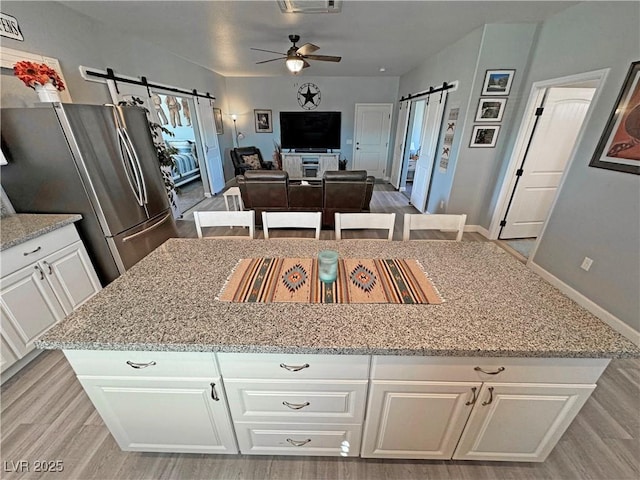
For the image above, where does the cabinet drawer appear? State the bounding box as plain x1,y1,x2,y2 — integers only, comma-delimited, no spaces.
1,225,80,277
371,356,609,384
224,379,368,424
217,353,369,380
64,350,219,378
234,422,362,456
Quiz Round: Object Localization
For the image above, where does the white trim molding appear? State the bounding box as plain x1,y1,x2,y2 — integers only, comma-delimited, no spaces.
529,261,640,346
1,47,72,102
464,224,490,239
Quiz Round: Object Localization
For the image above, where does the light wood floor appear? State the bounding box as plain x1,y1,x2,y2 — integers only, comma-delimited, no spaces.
2,183,637,479
1,351,637,479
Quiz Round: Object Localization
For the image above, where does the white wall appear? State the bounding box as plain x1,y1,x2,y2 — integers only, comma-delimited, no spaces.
225,76,399,172
513,2,640,331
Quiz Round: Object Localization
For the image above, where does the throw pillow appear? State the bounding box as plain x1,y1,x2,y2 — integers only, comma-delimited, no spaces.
242,154,261,169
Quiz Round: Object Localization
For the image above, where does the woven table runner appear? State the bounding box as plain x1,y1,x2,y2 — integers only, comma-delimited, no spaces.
217,258,443,304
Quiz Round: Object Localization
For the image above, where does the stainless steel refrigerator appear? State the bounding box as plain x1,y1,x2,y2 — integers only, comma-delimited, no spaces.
1,103,179,285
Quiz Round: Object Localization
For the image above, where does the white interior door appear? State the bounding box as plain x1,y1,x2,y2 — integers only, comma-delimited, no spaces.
410,91,448,213
501,87,595,239
194,98,225,195
390,102,410,189
353,104,393,179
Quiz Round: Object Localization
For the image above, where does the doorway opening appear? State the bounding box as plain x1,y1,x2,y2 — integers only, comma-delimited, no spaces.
400,99,426,199
152,92,206,214
491,69,608,260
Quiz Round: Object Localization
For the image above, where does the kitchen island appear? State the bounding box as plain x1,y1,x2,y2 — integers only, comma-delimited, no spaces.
37,239,639,461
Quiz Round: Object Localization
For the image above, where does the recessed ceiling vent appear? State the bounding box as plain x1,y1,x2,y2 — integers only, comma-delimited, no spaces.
277,0,342,14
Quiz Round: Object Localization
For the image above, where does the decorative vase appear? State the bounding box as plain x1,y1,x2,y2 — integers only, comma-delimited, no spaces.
34,82,61,102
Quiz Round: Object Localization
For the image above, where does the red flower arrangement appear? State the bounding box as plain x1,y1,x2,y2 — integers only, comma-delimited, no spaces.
13,61,65,91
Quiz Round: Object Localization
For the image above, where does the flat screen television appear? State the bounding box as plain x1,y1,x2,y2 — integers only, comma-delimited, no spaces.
280,111,341,150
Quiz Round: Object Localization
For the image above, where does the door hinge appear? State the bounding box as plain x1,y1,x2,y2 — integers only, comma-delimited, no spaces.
535,107,544,116
500,220,507,227
516,168,524,176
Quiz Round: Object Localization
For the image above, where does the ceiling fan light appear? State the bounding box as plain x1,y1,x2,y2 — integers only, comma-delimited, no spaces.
286,55,305,74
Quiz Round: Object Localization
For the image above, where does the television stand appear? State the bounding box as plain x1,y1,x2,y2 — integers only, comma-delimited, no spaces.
282,152,339,180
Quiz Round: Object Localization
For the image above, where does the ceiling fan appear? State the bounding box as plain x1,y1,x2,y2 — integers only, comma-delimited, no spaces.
251,34,342,74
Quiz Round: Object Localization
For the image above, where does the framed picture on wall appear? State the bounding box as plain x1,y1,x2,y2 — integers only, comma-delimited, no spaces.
470,125,500,148
475,98,507,122
213,108,223,134
589,61,640,175
481,69,515,96
254,109,272,133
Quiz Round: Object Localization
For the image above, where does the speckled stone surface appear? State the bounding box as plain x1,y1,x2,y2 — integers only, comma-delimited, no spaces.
38,238,640,358
1,214,82,251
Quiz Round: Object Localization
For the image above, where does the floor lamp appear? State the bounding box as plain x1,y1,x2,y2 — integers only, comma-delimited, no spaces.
231,115,244,147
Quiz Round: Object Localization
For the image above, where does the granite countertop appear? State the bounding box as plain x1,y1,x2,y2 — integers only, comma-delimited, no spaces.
38,238,639,358
1,214,82,251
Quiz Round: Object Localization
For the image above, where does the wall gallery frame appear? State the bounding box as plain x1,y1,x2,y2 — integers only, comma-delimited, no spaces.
475,98,507,122
254,109,272,133
213,108,223,134
470,125,500,148
589,61,640,175
481,69,515,96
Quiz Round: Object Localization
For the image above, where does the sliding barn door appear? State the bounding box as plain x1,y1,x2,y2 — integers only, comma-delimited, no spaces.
410,91,448,213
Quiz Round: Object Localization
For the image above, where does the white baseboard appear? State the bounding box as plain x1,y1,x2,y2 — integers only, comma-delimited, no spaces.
529,261,640,346
464,224,490,239
1,349,44,385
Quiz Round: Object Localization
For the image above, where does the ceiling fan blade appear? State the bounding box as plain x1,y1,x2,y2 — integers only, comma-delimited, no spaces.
303,54,342,62
297,43,319,56
303,59,311,68
250,47,287,56
256,57,286,64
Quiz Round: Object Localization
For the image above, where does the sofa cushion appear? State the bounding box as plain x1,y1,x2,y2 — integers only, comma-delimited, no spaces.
323,170,368,182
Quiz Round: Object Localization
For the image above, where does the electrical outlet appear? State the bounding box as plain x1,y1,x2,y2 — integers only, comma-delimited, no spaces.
439,200,445,210
580,257,593,271
346,139,353,145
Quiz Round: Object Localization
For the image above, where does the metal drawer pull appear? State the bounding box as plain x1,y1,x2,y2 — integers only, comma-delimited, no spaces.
126,360,157,369
286,438,311,447
210,382,220,401
283,401,310,410
482,387,494,406
465,387,478,406
23,246,42,256
279,363,310,372
42,261,53,275
474,366,505,375
34,265,45,280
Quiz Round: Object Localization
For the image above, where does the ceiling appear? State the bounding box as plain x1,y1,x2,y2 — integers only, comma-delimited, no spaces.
60,1,577,78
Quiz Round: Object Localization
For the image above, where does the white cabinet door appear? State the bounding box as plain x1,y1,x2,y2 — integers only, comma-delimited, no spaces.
361,380,481,459
1,264,66,357
453,382,595,462
1,333,19,373
41,242,101,314
79,376,238,454
318,155,338,177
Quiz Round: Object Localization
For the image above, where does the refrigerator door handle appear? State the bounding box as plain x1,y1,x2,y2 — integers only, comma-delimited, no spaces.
121,213,172,243
117,127,144,207
122,127,149,205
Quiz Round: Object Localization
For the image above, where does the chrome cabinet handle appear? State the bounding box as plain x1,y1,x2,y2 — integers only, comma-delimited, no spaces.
23,246,42,256
482,387,494,406
474,366,505,375
279,363,310,372
286,438,311,447
126,360,156,369
465,387,478,406
210,382,220,401
283,401,310,410
42,261,53,275
34,265,45,280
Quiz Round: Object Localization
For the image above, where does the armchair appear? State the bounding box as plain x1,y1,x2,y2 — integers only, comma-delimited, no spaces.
230,147,274,176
